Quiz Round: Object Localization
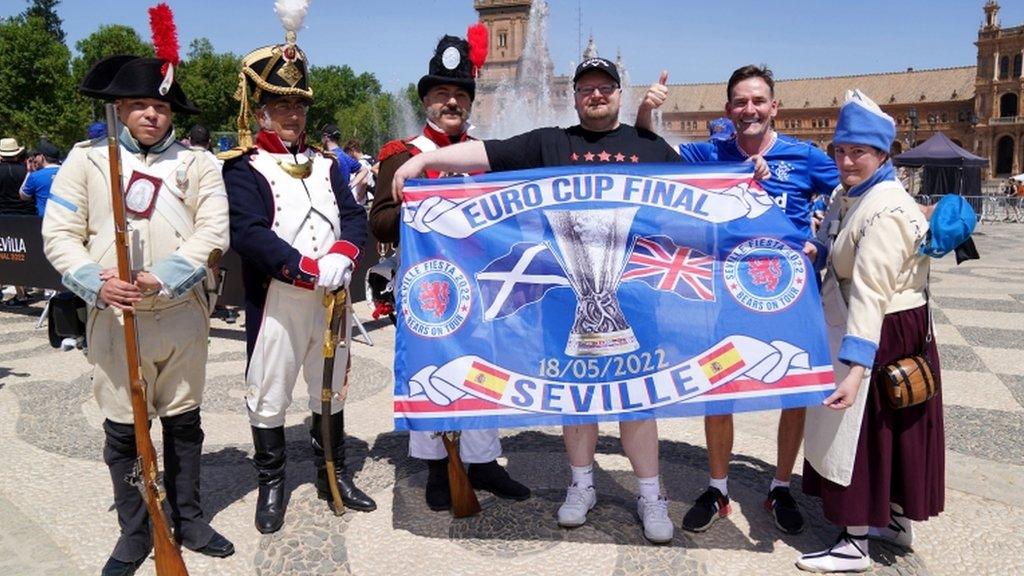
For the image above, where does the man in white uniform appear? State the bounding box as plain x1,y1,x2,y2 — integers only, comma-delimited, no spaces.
222,13,375,534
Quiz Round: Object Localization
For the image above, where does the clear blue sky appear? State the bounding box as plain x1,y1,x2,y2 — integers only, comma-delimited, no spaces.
4,1,1022,93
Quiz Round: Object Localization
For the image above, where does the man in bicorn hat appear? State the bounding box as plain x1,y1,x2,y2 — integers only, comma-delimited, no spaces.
41,10,234,573
221,2,375,535
369,31,536,513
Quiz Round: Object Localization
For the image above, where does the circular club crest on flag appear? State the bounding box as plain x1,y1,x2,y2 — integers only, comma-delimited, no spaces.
723,238,807,313
400,258,472,338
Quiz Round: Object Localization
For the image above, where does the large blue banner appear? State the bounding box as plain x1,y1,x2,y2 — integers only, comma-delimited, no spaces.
394,163,834,432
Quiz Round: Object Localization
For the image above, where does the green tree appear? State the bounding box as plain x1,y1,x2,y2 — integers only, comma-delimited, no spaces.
0,15,84,150
71,24,153,123
334,93,398,154
22,0,64,44
176,38,241,133
307,65,382,136
72,24,153,87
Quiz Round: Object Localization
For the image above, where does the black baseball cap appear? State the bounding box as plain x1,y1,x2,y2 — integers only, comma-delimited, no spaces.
573,57,620,86
321,124,342,140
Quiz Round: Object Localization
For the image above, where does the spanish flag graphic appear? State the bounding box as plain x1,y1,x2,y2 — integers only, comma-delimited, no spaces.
698,342,746,384
463,361,511,400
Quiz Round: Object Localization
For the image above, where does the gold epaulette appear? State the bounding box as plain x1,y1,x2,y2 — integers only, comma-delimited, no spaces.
217,146,254,161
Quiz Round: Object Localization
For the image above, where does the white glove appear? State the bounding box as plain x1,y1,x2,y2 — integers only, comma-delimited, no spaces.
316,253,353,290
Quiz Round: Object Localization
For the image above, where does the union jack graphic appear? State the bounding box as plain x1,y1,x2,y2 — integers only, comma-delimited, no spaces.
622,236,716,301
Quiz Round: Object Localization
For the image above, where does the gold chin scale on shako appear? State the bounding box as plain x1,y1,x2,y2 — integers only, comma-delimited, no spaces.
226,0,314,153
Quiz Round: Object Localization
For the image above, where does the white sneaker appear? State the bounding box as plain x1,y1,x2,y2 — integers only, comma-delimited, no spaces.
868,512,913,549
796,531,871,573
60,338,77,351
557,483,596,527
637,495,674,544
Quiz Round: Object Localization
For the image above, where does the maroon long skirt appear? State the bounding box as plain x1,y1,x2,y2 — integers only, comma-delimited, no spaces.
802,303,945,527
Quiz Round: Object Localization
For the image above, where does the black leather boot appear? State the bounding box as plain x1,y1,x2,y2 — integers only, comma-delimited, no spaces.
424,458,451,511
310,412,377,512
468,460,531,501
251,426,287,533
162,409,235,557
102,420,152,571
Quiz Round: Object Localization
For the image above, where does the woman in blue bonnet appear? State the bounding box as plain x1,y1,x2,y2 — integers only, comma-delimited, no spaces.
799,90,944,573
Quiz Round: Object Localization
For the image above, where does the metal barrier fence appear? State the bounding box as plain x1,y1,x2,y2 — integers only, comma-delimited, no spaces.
914,194,1024,224
976,195,1024,223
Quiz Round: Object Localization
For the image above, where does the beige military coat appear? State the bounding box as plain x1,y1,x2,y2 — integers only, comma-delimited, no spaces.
42,135,229,422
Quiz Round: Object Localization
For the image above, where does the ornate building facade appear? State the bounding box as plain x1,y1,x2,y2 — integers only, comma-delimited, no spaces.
474,0,1024,178
974,0,1024,176
474,0,532,86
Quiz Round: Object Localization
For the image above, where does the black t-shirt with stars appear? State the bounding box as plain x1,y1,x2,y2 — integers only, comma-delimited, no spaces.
484,124,680,172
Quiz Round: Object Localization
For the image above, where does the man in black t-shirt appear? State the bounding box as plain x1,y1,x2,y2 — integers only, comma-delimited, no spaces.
392,57,677,544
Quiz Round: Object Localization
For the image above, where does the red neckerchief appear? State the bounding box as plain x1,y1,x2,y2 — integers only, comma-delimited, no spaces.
409,123,475,179
255,129,308,154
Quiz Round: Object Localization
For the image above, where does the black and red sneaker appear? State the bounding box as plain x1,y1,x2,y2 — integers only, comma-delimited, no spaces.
765,486,804,534
681,486,731,532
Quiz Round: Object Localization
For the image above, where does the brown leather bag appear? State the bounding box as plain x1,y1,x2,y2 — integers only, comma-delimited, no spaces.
880,354,937,409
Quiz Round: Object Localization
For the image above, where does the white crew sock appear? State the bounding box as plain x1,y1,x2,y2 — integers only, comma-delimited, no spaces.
769,478,790,492
839,525,870,557
637,475,661,501
570,464,593,489
709,476,728,497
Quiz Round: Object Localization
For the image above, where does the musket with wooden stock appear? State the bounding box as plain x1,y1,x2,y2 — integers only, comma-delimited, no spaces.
321,287,350,515
440,431,481,518
105,103,189,576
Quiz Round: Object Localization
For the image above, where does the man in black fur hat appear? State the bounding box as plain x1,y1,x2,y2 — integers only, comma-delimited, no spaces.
221,3,375,535
41,30,234,576
370,31,532,512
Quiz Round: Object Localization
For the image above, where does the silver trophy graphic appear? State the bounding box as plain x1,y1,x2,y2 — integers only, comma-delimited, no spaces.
545,207,640,357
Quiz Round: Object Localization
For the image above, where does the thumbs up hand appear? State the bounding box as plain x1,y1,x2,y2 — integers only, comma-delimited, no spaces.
642,70,670,111
636,70,669,131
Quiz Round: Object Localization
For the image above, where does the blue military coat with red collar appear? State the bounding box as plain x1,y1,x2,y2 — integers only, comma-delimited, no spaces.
224,129,367,358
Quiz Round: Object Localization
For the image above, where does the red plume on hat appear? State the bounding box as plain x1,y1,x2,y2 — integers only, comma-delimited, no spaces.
466,22,488,78
148,3,180,96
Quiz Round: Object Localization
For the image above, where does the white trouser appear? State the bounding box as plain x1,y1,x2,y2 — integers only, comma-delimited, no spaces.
246,280,348,428
408,429,502,463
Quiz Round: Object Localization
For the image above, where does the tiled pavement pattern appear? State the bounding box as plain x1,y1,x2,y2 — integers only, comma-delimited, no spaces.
0,225,1022,576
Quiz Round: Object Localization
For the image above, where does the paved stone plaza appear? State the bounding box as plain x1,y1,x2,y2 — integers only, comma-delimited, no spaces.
0,225,1022,576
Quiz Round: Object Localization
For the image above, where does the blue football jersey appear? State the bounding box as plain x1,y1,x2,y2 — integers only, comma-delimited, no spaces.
678,134,839,238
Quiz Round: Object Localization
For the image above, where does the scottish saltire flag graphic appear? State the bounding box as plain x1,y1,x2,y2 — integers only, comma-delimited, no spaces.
623,236,715,301
394,163,834,432
477,242,570,320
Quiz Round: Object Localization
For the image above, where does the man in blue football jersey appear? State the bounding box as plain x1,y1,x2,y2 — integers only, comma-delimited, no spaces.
637,64,839,536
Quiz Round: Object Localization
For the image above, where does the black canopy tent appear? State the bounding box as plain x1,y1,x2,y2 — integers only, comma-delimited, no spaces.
893,132,988,197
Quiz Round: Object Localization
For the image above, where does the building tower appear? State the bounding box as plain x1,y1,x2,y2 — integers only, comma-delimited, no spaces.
474,0,532,86
975,0,1023,176
983,0,1000,29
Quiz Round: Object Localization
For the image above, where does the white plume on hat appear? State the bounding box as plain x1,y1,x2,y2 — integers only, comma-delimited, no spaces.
274,0,310,37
